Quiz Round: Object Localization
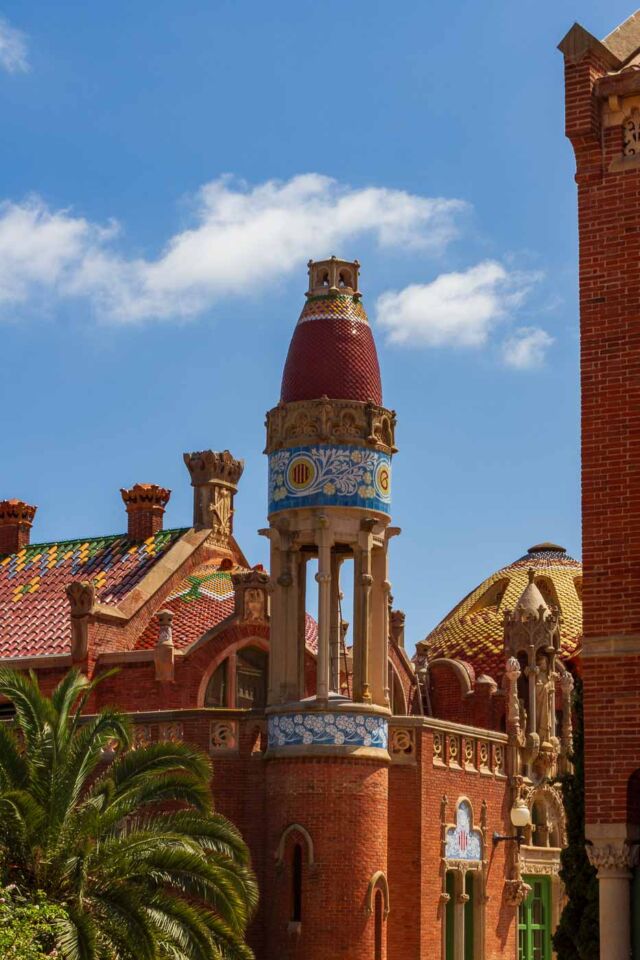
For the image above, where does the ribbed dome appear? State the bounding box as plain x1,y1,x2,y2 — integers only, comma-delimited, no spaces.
417,544,582,679
281,294,382,404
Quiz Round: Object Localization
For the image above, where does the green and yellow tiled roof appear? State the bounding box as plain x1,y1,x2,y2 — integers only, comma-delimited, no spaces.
418,544,582,679
0,528,186,658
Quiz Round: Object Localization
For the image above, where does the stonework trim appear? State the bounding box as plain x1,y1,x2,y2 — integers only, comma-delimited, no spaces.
275,823,315,867
422,716,508,743
581,635,640,657
365,871,390,918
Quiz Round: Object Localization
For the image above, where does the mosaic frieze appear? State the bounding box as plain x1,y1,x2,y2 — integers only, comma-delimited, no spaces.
268,445,391,515
268,712,388,750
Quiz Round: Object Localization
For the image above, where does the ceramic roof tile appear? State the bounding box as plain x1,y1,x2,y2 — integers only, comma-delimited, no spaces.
0,528,186,659
419,545,582,679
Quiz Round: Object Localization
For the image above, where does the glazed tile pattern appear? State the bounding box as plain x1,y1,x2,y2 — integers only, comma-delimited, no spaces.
281,294,382,405
444,801,482,861
269,444,391,515
0,528,186,658
420,546,582,679
268,711,388,750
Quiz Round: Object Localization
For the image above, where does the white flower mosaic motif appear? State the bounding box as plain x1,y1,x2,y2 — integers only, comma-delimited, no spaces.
267,713,388,750
444,801,482,861
268,445,391,513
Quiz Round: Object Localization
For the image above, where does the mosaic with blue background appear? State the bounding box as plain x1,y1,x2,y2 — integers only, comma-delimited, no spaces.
268,444,391,515
268,712,388,750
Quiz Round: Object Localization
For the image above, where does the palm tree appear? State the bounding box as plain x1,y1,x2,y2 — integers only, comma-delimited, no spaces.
0,668,258,960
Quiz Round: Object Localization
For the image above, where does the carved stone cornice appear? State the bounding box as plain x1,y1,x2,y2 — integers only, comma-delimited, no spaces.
264,397,397,454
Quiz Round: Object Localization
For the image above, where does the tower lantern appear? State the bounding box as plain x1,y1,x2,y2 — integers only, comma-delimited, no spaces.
263,258,397,959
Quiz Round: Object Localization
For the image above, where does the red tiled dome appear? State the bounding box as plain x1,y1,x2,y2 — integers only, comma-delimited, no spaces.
281,295,382,404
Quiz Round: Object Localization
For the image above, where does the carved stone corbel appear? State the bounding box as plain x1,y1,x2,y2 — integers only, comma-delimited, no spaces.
66,580,95,662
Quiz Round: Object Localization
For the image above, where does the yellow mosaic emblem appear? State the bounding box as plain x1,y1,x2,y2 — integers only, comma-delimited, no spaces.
287,454,316,492
374,460,391,499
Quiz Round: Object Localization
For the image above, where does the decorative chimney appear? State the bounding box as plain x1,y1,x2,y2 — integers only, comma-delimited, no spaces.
183,450,244,547
0,499,37,555
120,483,171,542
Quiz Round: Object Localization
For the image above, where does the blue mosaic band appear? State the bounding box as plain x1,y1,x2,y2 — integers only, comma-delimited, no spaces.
268,444,391,515
268,712,389,750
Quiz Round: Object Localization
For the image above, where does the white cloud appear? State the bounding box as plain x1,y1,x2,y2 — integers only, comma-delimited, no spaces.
501,326,554,369
0,18,28,74
376,260,537,349
0,175,467,323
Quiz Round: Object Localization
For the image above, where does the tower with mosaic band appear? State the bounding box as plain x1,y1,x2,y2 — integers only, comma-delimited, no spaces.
263,258,396,958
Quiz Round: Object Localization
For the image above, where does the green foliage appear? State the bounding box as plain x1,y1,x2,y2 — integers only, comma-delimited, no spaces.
0,886,64,959
0,668,258,960
552,677,599,960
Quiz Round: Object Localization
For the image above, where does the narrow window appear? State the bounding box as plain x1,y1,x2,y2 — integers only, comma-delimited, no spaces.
204,659,227,707
374,888,384,960
292,843,302,923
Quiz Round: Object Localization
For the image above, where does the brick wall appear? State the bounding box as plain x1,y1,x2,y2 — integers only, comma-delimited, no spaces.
563,47,640,824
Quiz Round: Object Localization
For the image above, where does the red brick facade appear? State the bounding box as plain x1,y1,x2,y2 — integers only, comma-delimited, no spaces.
560,16,640,829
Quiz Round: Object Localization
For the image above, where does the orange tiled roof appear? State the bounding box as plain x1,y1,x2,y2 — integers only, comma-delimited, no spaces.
0,528,187,658
418,544,582,679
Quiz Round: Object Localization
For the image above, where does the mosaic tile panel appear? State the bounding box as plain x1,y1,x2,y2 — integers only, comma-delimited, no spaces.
268,712,388,750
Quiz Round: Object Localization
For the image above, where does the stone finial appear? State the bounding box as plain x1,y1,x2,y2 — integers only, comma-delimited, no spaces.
183,450,244,546
120,483,171,542
66,580,96,662
514,570,550,617
0,499,37,555
155,609,175,682
390,609,406,647
306,257,361,299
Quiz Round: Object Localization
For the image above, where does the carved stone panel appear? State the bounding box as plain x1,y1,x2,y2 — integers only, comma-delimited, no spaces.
209,719,239,754
389,726,416,763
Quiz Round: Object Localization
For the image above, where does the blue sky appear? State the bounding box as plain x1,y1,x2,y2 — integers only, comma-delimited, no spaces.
0,1,630,652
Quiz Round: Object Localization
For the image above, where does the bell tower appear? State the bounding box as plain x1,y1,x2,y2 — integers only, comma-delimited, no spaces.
263,257,397,958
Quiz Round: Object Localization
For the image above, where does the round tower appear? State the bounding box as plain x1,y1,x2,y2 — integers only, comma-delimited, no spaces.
263,258,397,959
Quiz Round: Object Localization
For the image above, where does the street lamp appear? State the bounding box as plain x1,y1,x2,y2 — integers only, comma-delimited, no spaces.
493,798,531,846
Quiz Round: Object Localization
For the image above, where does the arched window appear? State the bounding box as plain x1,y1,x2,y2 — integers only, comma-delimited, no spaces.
203,646,268,709
291,843,302,923
374,888,383,960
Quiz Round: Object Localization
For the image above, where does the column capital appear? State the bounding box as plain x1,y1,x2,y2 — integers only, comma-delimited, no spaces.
587,841,639,877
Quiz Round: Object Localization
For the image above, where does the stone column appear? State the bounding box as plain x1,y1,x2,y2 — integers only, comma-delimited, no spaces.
354,519,375,703
329,553,342,692
587,838,638,960
315,515,332,703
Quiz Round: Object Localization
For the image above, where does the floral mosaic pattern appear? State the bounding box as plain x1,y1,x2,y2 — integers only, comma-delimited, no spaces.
444,800,482,861
268,445,391,515
268,712,388,749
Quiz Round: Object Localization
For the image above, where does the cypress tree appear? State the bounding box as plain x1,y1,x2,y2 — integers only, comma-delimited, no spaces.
552,677,600,959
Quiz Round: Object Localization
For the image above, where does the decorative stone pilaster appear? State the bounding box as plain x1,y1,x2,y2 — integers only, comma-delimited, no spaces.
183,450,244,547
154,609,175,682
